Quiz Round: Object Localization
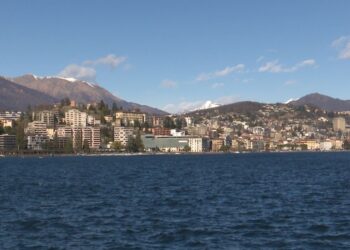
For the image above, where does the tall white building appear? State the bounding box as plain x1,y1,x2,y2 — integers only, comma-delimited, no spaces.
65,109,87,127
333,117,346,132
81,127,101,149
114,127,134,146
91,127,101,149
33,110,55,127
188,137,203,152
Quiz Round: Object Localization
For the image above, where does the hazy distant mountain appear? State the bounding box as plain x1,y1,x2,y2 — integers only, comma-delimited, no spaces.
0,77,58,111
8,74,167,114
290,93,350,112
187,101,264,115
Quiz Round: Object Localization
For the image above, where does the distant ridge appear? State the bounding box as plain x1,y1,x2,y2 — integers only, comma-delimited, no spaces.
7,74,167,115
289,93,350,112
187,101,264,115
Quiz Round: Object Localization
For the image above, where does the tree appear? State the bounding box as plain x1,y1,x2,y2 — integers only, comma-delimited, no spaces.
64,139,74,154
219,145,230,152
60,97,71,107
112,102,118,112
183,145,191,152
163,117,175,129
126,132,144,152
0,126,4,135
175,117,187,129
133,120,141,128
343,140,350,150
16,121,26,150
112,141,123,152
83,139,90,153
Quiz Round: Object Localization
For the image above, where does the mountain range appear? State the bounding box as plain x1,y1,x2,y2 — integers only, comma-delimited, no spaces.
289,93,350,112
0,74,166,114
1,74,350,114
188,93,350,115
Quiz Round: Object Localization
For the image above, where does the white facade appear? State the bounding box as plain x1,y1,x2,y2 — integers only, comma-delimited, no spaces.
114,127,134,146
65,109,87,127
188,137,203,152
25,121,47,136
91,127,101,149
170,129,186,136
57,126,73,138
320,141,333,151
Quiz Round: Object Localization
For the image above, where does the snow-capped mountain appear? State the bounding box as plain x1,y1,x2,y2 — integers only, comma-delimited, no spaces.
4,74,167,114
196,100,220,110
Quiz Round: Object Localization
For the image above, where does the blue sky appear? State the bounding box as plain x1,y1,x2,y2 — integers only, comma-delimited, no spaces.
1,0,350,113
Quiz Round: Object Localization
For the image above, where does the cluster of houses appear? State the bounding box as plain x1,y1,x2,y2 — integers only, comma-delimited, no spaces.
1,102,350,153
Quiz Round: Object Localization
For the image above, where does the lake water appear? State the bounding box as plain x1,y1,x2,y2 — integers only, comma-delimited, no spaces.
1,153,350,249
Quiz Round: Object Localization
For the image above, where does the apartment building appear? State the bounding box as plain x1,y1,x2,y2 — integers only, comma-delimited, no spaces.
0,134,16,151
65,109,87,127
115,111,146,126
114,127,134,146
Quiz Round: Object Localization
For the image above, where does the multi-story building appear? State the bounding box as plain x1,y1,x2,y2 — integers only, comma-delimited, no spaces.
333,117,346,132
27,135,49,150
81,127,101,149
0,134,16,151
58,126,101,149
187,125,208,137
33,110,55,127
152,127,171,136
57,126,73,138
25,121,47,136
90,127,101,149
151,116,164,127
72,127,83,149
0,111,22,121
142,135,189,152
114,127,134,146
115,111,146,126
188,137,203,152
65,109,87,127
82,127,92,147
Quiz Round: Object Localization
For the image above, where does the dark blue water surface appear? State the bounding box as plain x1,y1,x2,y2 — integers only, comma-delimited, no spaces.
1,153,350,249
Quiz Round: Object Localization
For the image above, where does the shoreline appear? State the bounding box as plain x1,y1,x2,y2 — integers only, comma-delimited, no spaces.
1,150,349,158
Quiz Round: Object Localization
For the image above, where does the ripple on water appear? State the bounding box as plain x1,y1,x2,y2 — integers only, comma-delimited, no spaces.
1,153,350,249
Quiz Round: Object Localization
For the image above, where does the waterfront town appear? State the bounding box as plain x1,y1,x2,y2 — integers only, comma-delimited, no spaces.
1,99,350,155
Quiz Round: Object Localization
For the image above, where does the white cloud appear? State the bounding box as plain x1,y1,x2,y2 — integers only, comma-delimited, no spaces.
84,54,127,68
258,60,283,73
211,82,224,88
332,36,350,60
58,64,96,82
160,79,177,88
196,64,245,81
58,54,127,82
259,59,316,73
